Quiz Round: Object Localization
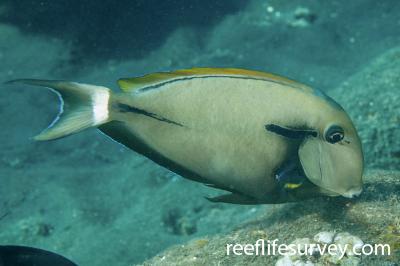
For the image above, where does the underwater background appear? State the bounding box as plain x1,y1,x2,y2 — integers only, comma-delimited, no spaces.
0,0,399,265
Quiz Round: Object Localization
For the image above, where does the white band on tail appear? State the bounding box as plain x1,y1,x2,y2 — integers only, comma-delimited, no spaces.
90,85,110,125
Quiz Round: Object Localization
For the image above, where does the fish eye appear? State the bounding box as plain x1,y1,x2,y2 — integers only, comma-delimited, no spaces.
325,125,344,144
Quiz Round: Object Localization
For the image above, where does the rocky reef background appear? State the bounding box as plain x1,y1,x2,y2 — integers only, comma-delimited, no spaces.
0,1,399,265
142,170,400,265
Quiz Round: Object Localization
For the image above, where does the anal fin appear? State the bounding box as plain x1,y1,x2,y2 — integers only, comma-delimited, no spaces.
206,193,259,205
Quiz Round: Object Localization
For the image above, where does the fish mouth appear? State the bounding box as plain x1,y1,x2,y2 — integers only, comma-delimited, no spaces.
340,187,363,198
309,145,363,199
319,186,363,198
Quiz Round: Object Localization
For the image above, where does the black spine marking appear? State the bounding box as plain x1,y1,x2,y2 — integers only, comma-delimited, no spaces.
117,103,184,127
265,124,317,139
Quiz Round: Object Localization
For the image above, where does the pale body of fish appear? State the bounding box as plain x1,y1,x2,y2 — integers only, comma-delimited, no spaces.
8,68,364,204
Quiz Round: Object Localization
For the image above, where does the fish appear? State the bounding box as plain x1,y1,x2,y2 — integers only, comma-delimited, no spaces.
0,245,77,266
6,68,364,204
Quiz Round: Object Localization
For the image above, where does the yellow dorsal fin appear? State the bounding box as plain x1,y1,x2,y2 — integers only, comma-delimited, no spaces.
118,72,179,92
117,68,310,92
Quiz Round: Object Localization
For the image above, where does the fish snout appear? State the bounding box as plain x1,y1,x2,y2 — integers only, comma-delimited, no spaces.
340,187,363,198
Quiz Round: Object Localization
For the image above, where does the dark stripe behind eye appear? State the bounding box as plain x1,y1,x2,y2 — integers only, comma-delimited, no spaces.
265,124,317,139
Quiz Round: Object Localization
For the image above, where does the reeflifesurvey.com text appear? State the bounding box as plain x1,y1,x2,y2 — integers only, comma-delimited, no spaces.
226,239,391,259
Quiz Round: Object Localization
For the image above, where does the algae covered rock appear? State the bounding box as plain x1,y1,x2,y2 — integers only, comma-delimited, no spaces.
140,170,400,265
275,231,364,265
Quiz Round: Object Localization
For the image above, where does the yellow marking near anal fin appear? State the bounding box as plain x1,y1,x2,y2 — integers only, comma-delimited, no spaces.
284,183,303,190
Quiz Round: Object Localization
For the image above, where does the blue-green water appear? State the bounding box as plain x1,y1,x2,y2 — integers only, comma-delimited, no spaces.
0,1,399,265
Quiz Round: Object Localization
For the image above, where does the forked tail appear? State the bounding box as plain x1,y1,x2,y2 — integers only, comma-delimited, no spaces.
6,79,112,140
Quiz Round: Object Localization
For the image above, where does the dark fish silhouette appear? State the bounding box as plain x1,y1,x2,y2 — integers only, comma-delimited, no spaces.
0,245,77,266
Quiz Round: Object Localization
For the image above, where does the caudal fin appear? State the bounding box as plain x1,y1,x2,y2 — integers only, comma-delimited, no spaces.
6,79,111,140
